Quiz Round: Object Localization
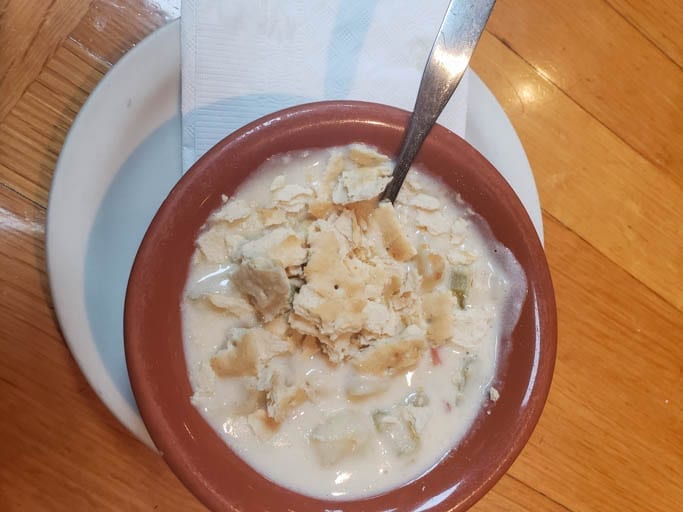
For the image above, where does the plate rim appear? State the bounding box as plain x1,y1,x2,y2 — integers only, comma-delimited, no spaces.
46,21,182,451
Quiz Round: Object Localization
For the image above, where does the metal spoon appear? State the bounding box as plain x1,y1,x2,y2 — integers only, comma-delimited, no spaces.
381,0,496,203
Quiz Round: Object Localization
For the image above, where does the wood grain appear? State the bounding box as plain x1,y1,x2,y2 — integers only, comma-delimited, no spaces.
0,0,91,122
474,474,569,511
472,33,683,311
0,0,681,510
605,0,683,67
506,212,683,511
487,0,683,175
0,184,204,512
0,39,107,206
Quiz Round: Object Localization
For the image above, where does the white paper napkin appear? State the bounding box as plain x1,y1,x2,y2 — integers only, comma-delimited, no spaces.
181,0,470,172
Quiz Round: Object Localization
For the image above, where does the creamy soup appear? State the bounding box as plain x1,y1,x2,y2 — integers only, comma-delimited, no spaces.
182,144,526,500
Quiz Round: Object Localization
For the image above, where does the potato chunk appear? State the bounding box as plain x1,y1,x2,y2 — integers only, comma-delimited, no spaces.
310,410,371,466
373,404,431,456
345,373,390,399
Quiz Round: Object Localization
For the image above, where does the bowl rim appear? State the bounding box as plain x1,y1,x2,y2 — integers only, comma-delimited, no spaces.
125,100,556,511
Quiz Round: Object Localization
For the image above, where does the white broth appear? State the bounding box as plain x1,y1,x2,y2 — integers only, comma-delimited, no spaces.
182,145,526,499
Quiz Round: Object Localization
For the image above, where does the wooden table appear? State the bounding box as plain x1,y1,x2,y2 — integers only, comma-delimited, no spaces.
1,1,681,510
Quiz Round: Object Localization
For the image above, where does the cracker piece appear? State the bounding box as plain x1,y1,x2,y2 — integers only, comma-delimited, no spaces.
308,200,335,219
286,265,304,279
205,294,258,327
389,268,421,309
352,325,426,375
300,335,321,357
404,172,423,192
347,143,389,167
347,199,377,222
325,150,346,178
303,230,349,295
258,207,288,227
309,151,345,214
196,225,245,263
446,248,477,266
210,327,292,377
363,301,399,336
394,174,423,203
384,274,402,299
308,151,358,217
300,226,373,335
191,360,216,396
316,297,367,335
415,210,450,236
422,291,454,346
381,260,407,299
288,311,321,337
363,261,389,300
403,193,440,211
209,198,252,224
416,247,446,291
332,209,359,244
264,315,289,337
291,275,366,362
240,227,307,268
233,257,291,321
370,202,416,261
272,184,314,213
247,409,279,441
332,165,392,204
398,299,424,328
293,285,366,340
317,333,360,364
450,217,469,245
272,184,313,203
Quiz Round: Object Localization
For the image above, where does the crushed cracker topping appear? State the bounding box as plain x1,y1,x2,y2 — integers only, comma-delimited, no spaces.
190,144,487,423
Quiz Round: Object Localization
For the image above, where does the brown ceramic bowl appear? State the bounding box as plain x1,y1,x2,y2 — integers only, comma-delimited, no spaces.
124,101,556,511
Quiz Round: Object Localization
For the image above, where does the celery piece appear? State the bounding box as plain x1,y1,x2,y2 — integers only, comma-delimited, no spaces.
449,265,472,309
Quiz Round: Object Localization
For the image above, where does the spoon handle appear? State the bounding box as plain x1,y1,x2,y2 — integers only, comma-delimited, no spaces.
381,0,496,202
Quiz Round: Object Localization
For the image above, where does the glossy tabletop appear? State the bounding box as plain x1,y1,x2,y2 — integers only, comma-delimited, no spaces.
0,1,681,511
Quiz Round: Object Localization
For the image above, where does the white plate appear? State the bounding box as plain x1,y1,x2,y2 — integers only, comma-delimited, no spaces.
47,20,542,449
